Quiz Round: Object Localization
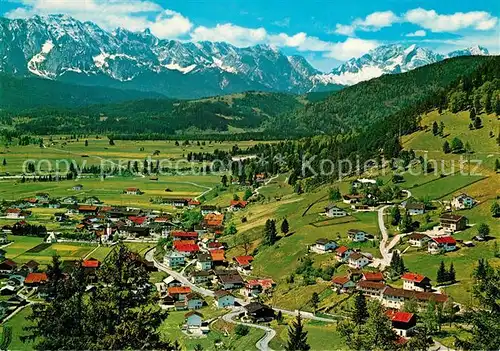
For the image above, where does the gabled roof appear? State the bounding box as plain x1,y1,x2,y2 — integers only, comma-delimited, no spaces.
128,216,147,225
401,272,428,283
173,242,200,253
357,280,386,290
185,311,203,318
439,214,465,222
408,232,429,240
214,290,233,298
82,259,100,268
168,286,191,295
383,287,448,303
210,249,225,262
23,260,39,269
362,272,384,282
331,276,351,285
335,246,349,255
1,259,17,268
78,205,98,211
230,200,248,208
432,236,457,245
386,310,415,324
234,255,254,266
25,272,48,284
172,231,198,239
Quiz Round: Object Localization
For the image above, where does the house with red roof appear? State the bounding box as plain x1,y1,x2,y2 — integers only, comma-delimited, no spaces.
210,249,225,265
428,236,457,254
82,259,100,269
128,216,148,226
172,231,198,241
362,271,385,282
335,246,352,262
173,242,200,256
386,310,417,337
188,199,201,208
124,188,142,195
5,208,24,219
168,286,191,301
24,272,48,287
331,276,355,293
243,279,276,297
233,255,254,272
402,273,432,292
229,200,248,211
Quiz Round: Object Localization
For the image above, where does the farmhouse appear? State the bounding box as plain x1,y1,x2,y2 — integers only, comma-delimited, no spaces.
168,286,191,301
386,310,417,337
342,194,364,204
214,270,244,290
229,200,248,211
347,229,366,242
233,255,254,272
408,233,430,247
348,252,371,269
244,302,274,322
214,290,235,308
381,287,447,309
184,311,203,328
190,270,212,284
324,204,348,218
356,280,386,298
243,279,276,298
312,238,338,254
0,259,17,274
164,251,185,267
77,205,98,215
404,202,425,215
331,276,355,293
124,188,142,195
428,236,457,254
201,205,217,216
451,193,475,210
195,253,212,271
185,292,204,310
5,208,23,219
361,272,385,282
24,272,48,287
439,214,467,233
172,231,198,241
173,242,200,256
335,246,352,262
402,272,432,292
209,249,225,265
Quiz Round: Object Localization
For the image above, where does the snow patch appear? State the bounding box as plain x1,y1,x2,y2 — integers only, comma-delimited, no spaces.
164,62,196,74
212,57,238,74
27,40,55,79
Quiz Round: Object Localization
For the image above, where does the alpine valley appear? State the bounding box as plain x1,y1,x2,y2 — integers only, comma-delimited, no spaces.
0,14,490,99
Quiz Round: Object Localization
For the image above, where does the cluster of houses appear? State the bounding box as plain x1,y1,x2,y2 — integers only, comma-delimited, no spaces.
332,270,447,338
310,229,374,269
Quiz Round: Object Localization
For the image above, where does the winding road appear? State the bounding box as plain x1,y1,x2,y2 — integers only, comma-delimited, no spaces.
145,248,338,350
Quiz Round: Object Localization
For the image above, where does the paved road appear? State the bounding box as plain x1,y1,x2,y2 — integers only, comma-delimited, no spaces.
222,308,276,351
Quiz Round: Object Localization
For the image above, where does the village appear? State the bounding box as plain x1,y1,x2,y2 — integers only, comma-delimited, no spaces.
0,170,490,349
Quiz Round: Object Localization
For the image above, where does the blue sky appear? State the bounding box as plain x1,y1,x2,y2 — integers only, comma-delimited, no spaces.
2,0,499,71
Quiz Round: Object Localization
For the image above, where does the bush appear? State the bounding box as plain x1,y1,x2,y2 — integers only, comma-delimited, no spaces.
235,324,249,336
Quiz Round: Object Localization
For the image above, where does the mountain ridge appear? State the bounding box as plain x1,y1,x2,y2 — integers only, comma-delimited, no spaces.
0,14,491,98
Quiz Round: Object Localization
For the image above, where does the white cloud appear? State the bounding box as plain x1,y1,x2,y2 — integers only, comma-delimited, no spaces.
335,11,400,36
405,8,498,32
335,8,498,36
324,38,379,60
5,0,193,38
405,30,427,37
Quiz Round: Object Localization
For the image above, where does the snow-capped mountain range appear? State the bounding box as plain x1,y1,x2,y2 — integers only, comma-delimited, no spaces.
0,15,490,98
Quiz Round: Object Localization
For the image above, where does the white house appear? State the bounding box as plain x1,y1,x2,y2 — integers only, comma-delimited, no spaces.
352,178,377,188
324,204,348,218
214,290,235,308
401,273,432,292
451,193,475,210
408,233,430,247
312,238,338,254
164,251,185,267
347,229,366,242
6,208,23,219
196,253,212,271
190,271,212,284
348,252,371,269
404,202,426,216
185,311,203,328
386,311,417,338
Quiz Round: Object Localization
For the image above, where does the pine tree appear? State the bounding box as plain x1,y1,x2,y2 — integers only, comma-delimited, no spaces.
432,121,439,136
437,261,447,284
281,218,289,235
448,263,456,283
439,121,445,136
390,206,401,226
310,292,319,313
469,108,476,120
442,140,451,154
352,292,368,325
2,158,6,166
495,98,500,116
364,301,398,349
285,313,310,351
491,202,500,217
85,140,88,147
474,116,482,129
263,219,278,245
221,175,228,187
495,159,500,172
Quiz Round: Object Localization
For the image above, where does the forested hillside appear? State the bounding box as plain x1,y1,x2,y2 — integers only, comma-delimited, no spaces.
0,74,164,109
267,56,499,135
0,91,303,135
